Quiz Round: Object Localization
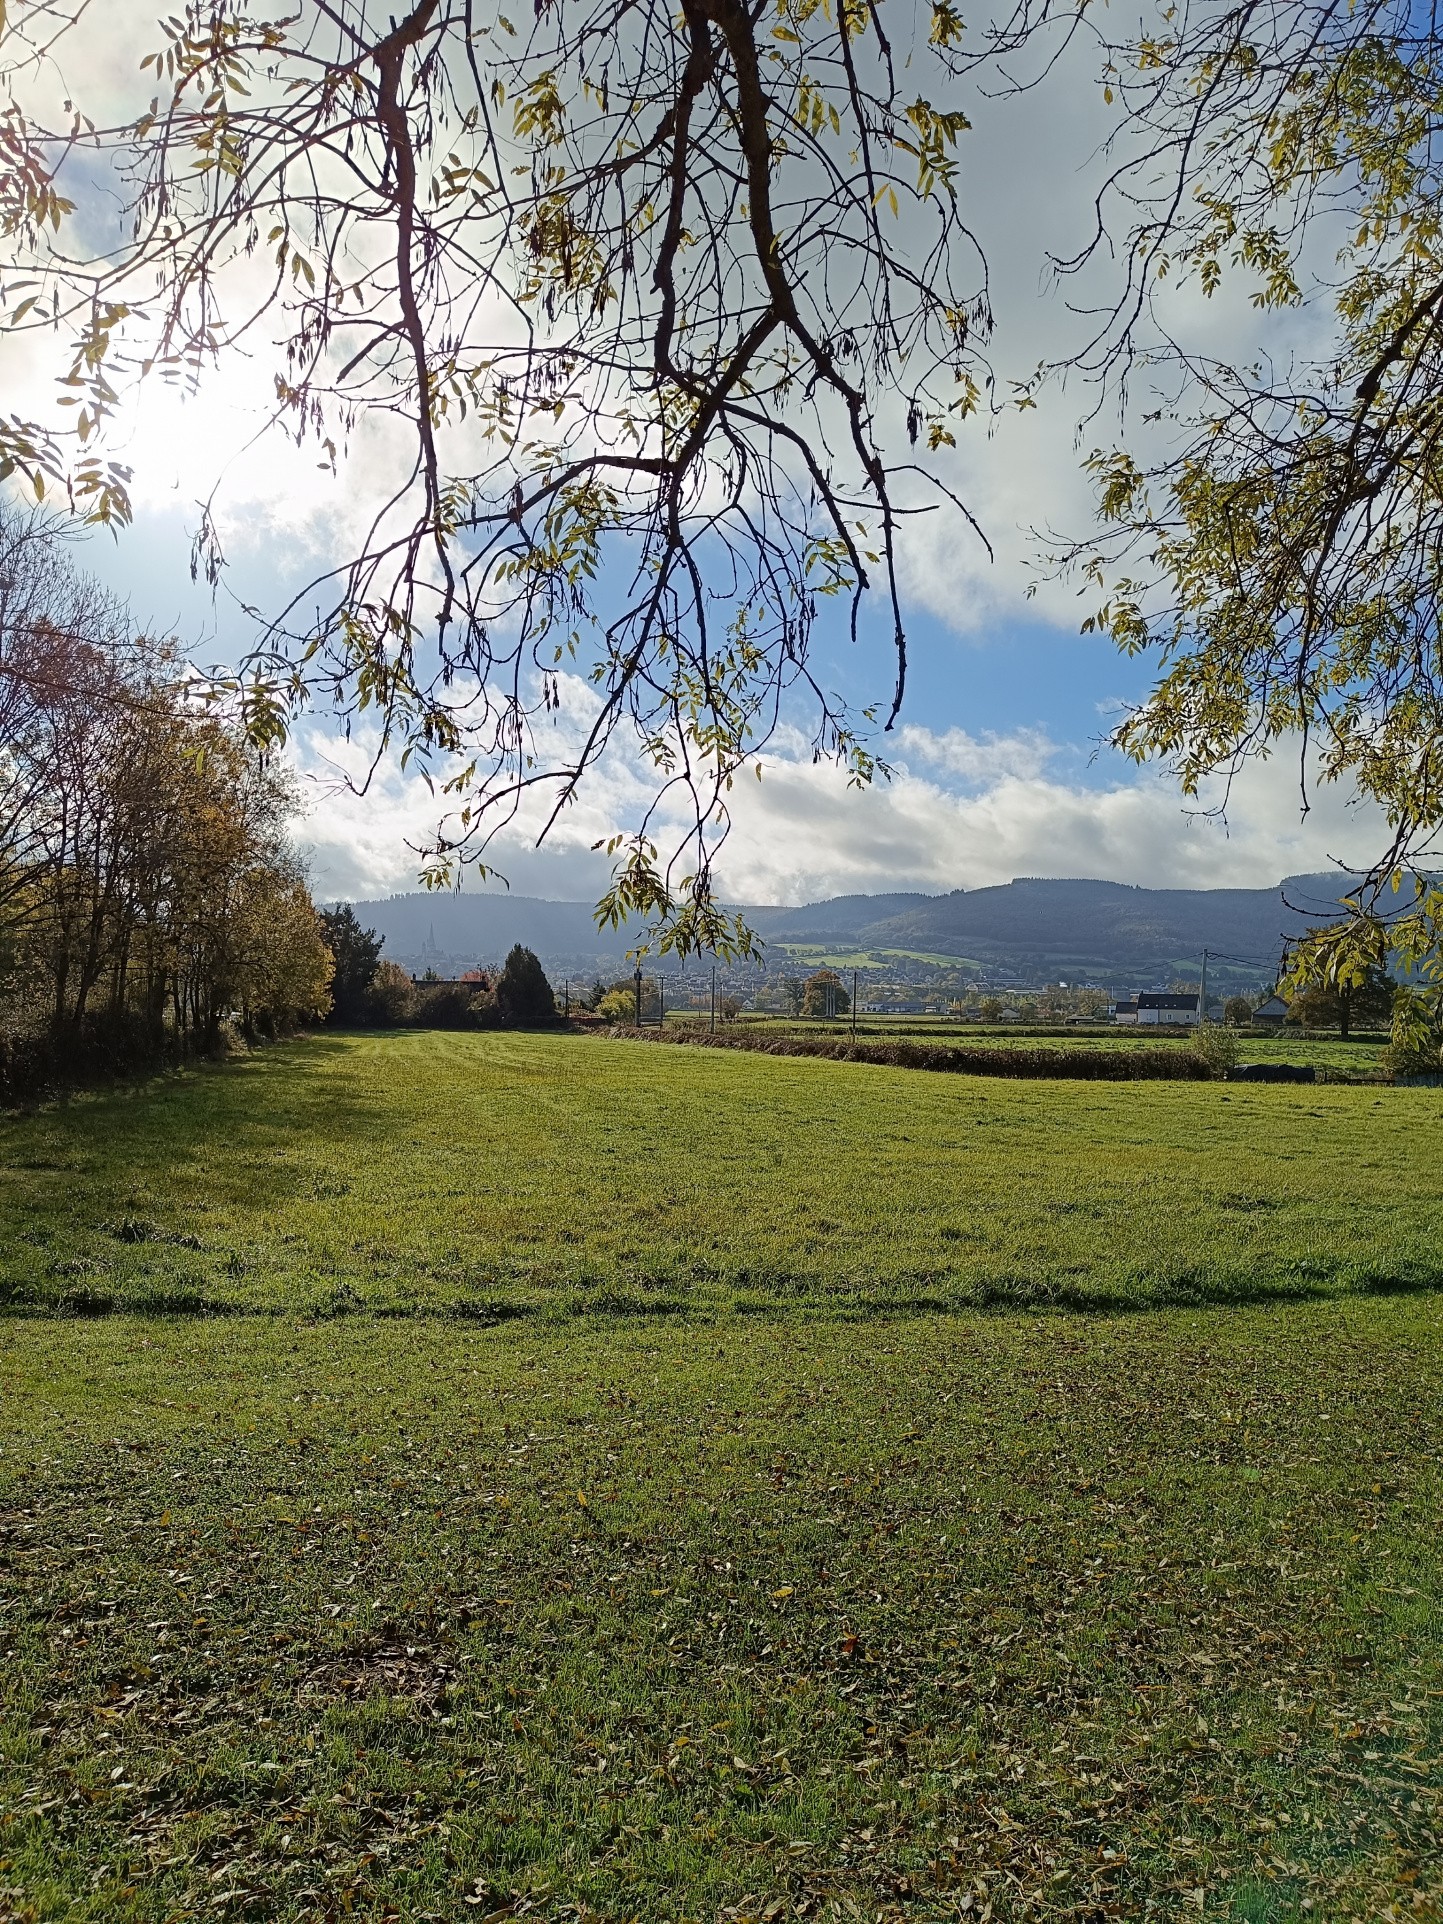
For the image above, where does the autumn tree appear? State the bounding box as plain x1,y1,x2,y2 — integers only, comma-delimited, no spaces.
0,510,126,967
1029,0,1443,1024
1286,964,1394,1039
801,967,849,1016
368,959,416,1026
0,509,331,1083
229,864,336,1036
596,976,658,1024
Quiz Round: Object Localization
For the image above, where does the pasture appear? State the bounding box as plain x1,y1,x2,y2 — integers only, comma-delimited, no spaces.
0,1030,1436,1320
2,1033,1441,1922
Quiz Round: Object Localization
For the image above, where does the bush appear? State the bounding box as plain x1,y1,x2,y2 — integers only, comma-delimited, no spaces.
1192,1021,1238,1076
412,983,476,1029
1382,988,1443,1080
596,976,659,1024
1223,995,1254,1027
368,960,415,1025
0,1008,222,1107
468,983,499,1027
611,1028,1216,1079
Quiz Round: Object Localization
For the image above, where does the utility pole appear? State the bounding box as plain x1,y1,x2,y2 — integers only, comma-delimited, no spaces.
851,968,858,1041
563,978,569,1019
710,963,717,1034
1199,948,1209,1027
658,978,665,1027
634,966,642,1028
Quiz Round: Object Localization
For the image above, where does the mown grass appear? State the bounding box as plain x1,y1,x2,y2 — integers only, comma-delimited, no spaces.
2,1303,1441,1921
1,1035,1441,1922
0,1031,1437,1321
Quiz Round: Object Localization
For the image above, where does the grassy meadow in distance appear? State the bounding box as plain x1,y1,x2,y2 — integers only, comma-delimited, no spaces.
0,1029,1437,1320
715,1021,1391,1075
2,1033,1442,1922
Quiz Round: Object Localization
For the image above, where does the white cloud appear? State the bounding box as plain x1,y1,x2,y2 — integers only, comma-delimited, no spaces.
290,712,622,903
289,716,1390,906
713,745,1387,902
893,723,1055,786
14,4,1391,919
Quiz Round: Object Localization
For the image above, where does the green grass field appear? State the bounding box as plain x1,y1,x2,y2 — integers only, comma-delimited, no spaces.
770,945,984,969
2,1035,1441,1921
0,1031,1434,1320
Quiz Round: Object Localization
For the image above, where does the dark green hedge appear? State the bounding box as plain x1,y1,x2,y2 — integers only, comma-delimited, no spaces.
606,1026,1214,1080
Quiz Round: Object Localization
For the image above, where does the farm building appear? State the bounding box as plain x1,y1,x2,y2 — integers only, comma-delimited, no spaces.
1135,991,1201,1027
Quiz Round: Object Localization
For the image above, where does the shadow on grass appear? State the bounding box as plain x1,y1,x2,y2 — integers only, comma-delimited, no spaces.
0,1282,242,1319
4,1256,1440,1326
809,1259,1443,1319
1,1035,393,1213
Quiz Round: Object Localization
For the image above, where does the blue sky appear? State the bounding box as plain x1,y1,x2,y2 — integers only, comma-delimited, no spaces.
84,501,1147,776
76,485,1381,911
17,3,1390,905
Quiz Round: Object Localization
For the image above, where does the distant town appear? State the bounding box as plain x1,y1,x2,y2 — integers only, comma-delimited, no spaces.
358,870,1410,1024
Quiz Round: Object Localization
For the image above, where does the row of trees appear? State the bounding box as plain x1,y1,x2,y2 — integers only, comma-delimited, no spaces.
318,910,560,1029
0,512,333,1093
587,976,744,1024
588,967,849,1022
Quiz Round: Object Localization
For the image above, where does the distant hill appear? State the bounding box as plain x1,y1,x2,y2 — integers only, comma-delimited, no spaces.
745,873,1369,984
348,892,644,974
348,872,1384,987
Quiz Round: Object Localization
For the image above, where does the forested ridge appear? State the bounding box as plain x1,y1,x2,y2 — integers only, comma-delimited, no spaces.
352,874,1373,981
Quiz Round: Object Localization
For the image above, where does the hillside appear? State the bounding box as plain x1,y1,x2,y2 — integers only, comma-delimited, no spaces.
349,891,645,974
746,873,1365,984
349,872,1377,987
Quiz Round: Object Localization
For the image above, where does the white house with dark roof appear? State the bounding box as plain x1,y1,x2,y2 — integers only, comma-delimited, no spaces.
1135,991,1201,1027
